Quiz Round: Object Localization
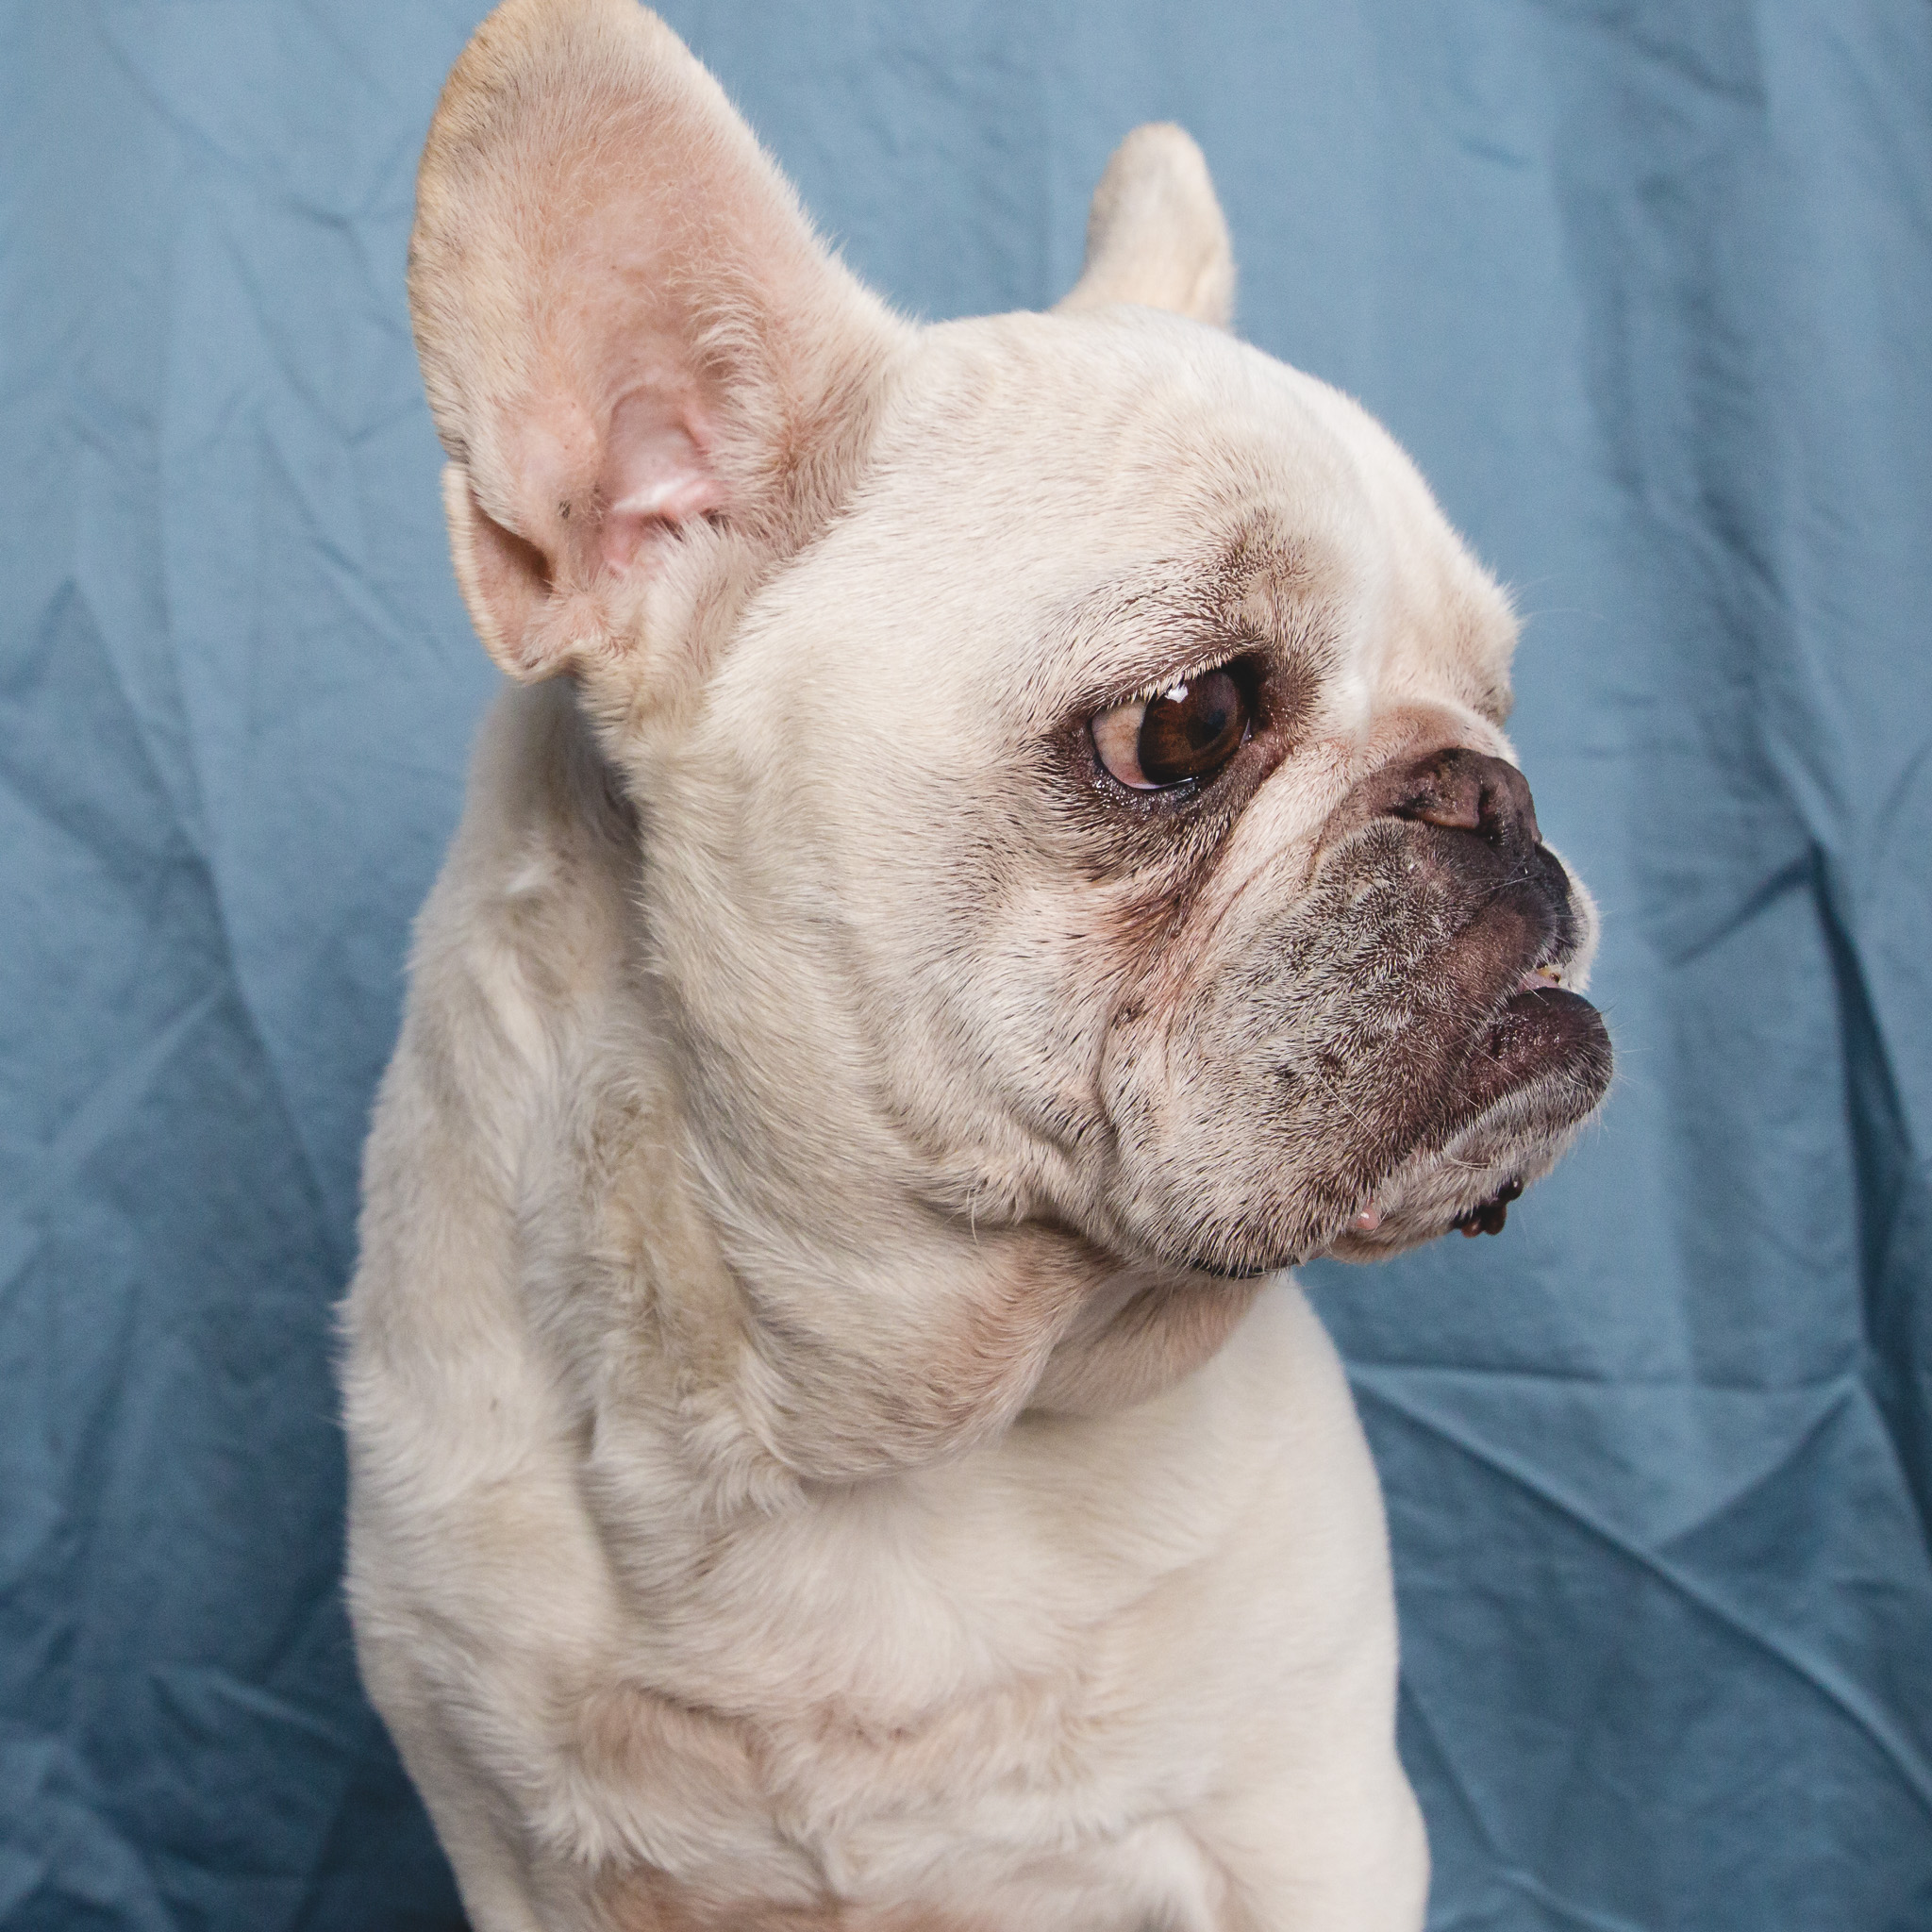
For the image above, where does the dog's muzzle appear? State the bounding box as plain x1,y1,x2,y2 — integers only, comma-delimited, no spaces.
1327,744,1611,1249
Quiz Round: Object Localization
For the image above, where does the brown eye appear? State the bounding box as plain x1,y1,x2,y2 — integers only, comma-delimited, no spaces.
1091,668,1250,791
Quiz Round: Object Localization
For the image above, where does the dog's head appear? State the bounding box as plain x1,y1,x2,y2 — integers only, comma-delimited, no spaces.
412,0,1610,1471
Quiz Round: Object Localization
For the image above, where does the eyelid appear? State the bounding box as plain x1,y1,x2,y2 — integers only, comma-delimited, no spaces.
1112,646,1245,711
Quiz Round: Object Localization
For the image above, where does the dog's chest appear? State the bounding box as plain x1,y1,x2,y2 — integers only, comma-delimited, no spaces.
539,1303,1321,1891
575,1474,1251,1921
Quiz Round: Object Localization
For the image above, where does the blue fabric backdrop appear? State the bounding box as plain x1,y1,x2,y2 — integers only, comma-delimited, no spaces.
4,3,1929,1926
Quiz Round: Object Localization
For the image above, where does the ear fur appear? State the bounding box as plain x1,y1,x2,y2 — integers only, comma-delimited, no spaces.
1058,124,1236,327
410,0,904,683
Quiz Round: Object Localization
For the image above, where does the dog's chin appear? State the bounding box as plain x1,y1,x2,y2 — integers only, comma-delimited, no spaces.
1166,986,1612,1277
1324,986,1612,1262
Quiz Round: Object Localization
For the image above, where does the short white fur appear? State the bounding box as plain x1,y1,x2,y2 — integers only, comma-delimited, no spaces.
340,5,1602,1928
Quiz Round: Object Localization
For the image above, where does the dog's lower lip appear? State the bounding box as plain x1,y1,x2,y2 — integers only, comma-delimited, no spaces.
1478,983,1599,1063
1455,982,1611,1126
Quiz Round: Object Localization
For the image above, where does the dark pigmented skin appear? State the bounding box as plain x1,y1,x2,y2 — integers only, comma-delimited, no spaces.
1098,746,1612,1275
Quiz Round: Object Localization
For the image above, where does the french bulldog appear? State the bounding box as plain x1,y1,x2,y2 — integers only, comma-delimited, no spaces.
340,1,1612,1926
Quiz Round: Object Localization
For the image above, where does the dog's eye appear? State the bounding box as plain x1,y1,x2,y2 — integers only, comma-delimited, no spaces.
1091,668,1250,791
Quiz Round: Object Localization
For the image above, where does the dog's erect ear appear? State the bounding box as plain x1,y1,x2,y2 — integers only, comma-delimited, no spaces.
410,0,904,684
1057,124,1235,327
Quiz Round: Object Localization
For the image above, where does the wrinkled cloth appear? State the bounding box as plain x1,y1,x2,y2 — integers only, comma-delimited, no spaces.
2,4,1927,1928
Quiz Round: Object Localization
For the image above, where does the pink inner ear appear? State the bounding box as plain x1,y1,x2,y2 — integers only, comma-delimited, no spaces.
600,384,724,570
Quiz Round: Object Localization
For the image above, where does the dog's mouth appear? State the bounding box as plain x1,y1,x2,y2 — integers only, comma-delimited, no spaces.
1457,974,1605,1117
1338,973,1609,1257
1102,804,1612,1280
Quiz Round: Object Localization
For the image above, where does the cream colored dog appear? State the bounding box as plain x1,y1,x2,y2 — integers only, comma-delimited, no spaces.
340,3,1612,1926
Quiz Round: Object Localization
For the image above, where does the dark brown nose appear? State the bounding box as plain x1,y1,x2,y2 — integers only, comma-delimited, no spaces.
1381,748,1541,864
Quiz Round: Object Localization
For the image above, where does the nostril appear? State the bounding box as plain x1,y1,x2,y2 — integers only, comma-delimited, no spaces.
1409,794,1483,834
1391,749,1540,855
